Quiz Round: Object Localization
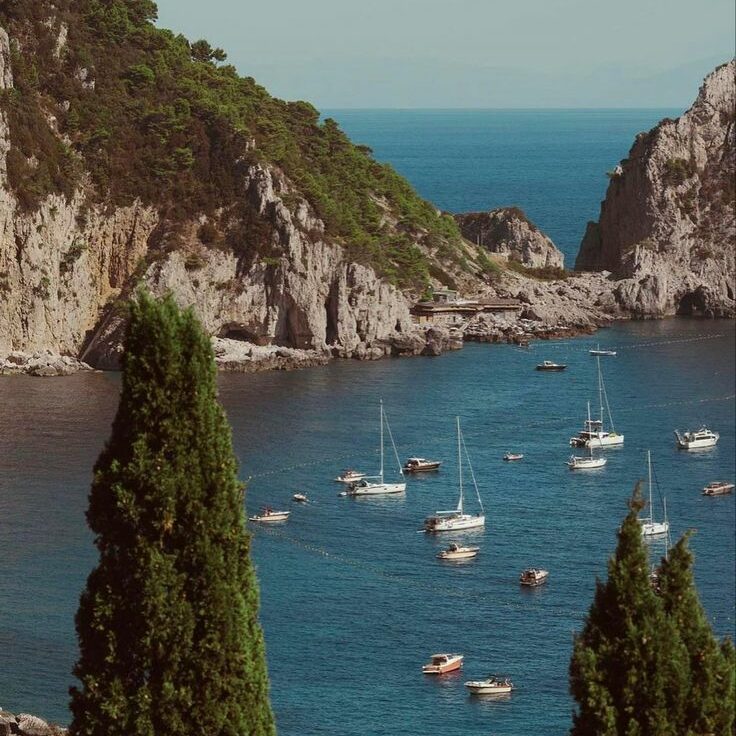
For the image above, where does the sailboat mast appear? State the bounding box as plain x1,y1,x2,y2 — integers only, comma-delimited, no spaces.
647,450,653,522
597,357,604,426
457,416,464,514
379,399,384,482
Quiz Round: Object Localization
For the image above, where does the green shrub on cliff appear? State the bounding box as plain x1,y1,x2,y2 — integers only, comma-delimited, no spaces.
0,0,464,290
70,292,275,736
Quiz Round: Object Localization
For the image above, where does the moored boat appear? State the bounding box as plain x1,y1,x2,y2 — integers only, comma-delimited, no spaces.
570,359,624,448
464,675,514,695
503,452,524,461
536,360,566,371
422,653,464,674
674,426,719,450
519,568,549,586
589,344,616,356
639,451,670,538
249,507,290,523
334,469,366,484
567,452,607,470
436,543,479,561
424,418,485,532
292,493,308,503
702,481,734,496
404,457,442,473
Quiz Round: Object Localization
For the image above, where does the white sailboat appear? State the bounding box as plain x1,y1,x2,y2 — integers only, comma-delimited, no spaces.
424,418,485,532
345,400,406,496
570,357,623,448
640,450,670,537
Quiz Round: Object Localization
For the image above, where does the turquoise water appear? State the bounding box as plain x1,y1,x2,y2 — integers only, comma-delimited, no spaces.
326,109,681,263
1,319,734,734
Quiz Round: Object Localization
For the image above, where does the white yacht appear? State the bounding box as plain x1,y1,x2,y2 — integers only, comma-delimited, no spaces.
570,358,623,448
674,426,719,450
640,450,670,538
436,543,479,561
345,400,406,496
567,445,607,470
424,418,485,532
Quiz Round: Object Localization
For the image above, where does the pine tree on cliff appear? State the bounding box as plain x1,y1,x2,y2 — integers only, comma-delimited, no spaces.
569,485,689,735
70,292,275,736
656,534,736,734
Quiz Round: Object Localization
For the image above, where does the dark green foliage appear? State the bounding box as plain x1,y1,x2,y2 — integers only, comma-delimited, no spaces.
0,0,464,290
70,292,275,736
663,157,695,186
505,260,569,281
657,535,735,734
570,486,735,735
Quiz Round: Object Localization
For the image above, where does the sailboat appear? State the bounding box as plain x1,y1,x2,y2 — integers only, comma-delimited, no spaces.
344,400,406,496
640,450,670,537
424,418,485,532
570,357,623,448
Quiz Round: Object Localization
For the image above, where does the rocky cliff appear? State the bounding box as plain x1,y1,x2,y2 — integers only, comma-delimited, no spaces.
455,207,565,269
576,61,735,317
0,3,490,371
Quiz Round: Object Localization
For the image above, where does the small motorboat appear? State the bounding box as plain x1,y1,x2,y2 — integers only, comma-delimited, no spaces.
589,344,616,356
422,653,464,675
536,360,566,371
465,675,515,696
702,481,734,496
436,543,479,561
292,493,308,503
248,507,290,523
519,568,549,586
503,452,524,461
334,469,366,484
567,454,607,470
404,457,442,473
674,427,719,450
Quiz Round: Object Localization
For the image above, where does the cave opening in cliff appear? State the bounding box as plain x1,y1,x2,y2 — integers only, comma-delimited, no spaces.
676,289,708,316
219,323,260,343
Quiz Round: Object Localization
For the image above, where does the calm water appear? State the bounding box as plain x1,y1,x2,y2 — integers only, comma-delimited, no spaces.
1,319,734,734
326,109,681,263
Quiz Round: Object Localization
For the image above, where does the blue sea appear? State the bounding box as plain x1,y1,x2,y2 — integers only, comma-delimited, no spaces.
326,109,682,263
1,111,734,736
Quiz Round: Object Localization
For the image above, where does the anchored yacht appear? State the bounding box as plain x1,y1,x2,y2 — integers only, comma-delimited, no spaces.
674,426,719,450
570,358,623,448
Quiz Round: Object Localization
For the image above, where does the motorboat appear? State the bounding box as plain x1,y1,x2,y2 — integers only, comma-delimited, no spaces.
436,543,479,561
702,481,734,496
570,359,623,448
248,508,290,523
292,493,308,503
639,451,670,538
519,568,549,586
503,452,524,461
589,344,616,356
536,360,566,371
567,452,607,470
404,457,442,473
674,427,719,450
334,469,366,484
344,400,406,496
422,653,464,675
464,676,515,695
424,418,485,532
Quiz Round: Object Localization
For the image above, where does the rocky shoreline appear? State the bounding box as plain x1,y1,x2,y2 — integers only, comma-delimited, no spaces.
0,710,66,736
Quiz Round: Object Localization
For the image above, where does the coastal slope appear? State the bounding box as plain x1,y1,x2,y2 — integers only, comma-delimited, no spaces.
576,60,735,317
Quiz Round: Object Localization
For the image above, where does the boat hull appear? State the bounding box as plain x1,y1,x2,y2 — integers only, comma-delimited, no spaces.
520,571,549,586
568,458,607,469
348,482,406,496
249,512,290,523
425,514,485,532
640,520,669,537
437,548,479,560
676,438,718,450
404,462,442,473
703,483,734,496
465,682,513,695
422,655,464,674
536,365,566,371
571,433,624,448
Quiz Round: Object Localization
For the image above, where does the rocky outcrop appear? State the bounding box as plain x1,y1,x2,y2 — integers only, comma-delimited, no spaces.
455,207,565,269
0,350,92,376
576,61,735,317
0,710,66,736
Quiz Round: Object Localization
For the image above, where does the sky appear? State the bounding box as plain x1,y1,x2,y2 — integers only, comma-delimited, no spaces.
154,0,735,108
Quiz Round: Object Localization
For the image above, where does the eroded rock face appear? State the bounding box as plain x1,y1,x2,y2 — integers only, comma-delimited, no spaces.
576,61,735,317
455,207,564,269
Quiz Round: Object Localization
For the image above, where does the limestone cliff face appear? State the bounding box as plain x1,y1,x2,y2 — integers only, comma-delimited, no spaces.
576,61,735,317
0,23,427,368
454,207,564,269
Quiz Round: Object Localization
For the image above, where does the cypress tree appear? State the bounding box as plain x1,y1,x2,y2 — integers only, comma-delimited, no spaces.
70,292,275,736
569,484,689,735
656,534,736,734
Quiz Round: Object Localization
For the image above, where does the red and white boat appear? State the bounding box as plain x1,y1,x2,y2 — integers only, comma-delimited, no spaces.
422,653,464,675
702,481,734,496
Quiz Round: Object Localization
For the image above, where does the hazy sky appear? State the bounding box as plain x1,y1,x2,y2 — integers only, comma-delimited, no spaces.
155,0,734,108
